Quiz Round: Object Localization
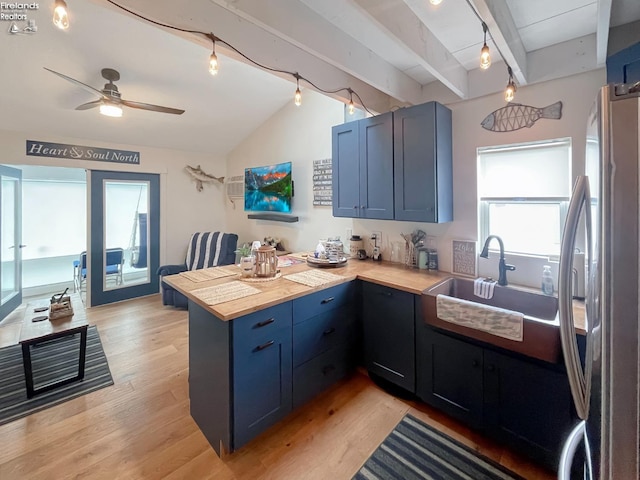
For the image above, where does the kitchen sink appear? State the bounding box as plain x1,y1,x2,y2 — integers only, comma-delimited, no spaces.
421,277,561,363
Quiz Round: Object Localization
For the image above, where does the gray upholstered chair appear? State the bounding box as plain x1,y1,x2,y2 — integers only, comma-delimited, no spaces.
157,232,238,308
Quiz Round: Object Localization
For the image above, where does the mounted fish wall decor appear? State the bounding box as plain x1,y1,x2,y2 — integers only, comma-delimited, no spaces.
185,165,225,192
481,101,562,132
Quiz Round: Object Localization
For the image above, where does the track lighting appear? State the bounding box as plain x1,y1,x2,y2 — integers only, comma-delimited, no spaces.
480,22,490,70
504,67,516,102
208,34,219,76
294,74,302,107
100,101,123,117
52,0,69,30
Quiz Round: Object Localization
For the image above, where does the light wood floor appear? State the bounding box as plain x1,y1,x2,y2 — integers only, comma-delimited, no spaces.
0,295,555,480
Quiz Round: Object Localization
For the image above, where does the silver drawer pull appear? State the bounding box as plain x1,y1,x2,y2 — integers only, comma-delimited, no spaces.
323,327,336,336
321,297,335,304
254,318,275,328
255,340,275,351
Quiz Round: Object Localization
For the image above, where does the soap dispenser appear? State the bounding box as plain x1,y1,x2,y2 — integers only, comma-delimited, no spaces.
541,265,554,295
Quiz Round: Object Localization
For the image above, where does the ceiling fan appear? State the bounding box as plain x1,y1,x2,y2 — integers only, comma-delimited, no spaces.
44,67,185,117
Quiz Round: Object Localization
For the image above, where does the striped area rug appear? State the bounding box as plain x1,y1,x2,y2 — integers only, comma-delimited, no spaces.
353,414,524,480
0,326,113,426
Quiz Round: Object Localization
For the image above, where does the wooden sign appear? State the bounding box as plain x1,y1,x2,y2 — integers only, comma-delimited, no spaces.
26,140,140,164
452,240,477,277
313,158,332,206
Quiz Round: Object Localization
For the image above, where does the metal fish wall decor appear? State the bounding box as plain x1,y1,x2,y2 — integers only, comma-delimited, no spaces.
185,165,225,192
481,101,562,132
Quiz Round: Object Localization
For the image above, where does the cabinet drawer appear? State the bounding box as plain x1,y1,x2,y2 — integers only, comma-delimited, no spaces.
293,307,356,367
293,282,354,324
232,302,292,349
293,343,355,409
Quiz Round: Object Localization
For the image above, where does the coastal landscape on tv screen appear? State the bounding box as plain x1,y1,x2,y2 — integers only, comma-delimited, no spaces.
244,162,292,213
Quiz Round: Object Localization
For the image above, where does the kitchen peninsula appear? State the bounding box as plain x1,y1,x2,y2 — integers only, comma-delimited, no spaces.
163,257,582,469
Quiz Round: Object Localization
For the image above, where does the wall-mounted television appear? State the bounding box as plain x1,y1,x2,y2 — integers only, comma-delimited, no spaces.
244,162,293,213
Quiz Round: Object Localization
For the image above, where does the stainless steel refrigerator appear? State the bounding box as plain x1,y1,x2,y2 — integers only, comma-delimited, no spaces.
558,84,640,479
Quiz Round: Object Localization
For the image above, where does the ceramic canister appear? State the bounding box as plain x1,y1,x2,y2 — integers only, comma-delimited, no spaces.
349,235,364,258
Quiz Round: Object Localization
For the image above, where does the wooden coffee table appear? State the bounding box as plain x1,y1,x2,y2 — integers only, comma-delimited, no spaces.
19,294,89,398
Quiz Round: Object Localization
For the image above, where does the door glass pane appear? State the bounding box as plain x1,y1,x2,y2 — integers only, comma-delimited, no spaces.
1,176,18,304
104,180,149,290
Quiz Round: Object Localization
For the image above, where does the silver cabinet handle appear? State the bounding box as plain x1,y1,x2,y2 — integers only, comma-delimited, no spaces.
559,175,591,420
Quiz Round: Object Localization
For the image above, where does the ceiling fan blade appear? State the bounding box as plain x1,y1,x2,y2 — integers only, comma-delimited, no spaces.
44,67,106,99
121,99,185,115
75,100,103,111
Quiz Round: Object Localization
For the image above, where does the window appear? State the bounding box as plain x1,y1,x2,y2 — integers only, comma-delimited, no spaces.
478,138,571,257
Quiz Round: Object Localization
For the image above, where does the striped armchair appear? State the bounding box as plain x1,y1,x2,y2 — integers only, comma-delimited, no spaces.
157,231,238,308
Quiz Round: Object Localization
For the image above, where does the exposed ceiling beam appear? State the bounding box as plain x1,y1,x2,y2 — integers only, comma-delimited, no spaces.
92,0,394,113
207,0,424,105
352,0,468,98
596,0,613,65
470,0,528,85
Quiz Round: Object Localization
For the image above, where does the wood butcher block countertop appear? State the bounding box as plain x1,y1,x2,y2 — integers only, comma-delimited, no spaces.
162,254,587,333
162,257,448,321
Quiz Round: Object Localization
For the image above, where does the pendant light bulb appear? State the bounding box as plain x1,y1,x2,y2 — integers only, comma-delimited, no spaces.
209,52,219,76
480,23,490,70
504,67,516,102
294,75,302,107
429,0,443,5
208,36,219,76
348,99,355,115
53,0,69,30
480,43,491,70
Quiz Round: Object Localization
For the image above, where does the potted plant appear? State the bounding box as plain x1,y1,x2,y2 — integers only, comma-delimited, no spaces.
235,243,255,277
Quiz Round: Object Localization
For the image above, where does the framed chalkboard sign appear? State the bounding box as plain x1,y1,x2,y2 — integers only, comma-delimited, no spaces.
452,240,477,277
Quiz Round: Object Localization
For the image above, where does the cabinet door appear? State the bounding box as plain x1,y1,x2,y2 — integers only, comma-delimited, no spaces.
417,329,483,428
332,121,361,218
484,349,575,470
359,112,394,220
232,303,292,450
362,283,415,392
394,102,452,223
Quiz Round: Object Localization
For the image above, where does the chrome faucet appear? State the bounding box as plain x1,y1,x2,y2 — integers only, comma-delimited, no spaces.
480,235,516,286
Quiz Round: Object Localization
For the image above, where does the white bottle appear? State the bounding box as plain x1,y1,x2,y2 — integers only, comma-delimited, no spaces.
541,265,554,295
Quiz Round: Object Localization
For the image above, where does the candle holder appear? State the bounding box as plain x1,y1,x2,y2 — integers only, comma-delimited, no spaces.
255,245,277,277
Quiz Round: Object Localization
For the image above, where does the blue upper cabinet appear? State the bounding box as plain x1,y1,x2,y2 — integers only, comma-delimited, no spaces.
332,102,452,223
332,112,394,219
394,102,453,223
607,42,640,84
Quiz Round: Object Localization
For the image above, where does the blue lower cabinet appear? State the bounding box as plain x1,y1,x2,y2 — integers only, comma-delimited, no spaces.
232,303,293,450
293,343,356,409
362,283,416,392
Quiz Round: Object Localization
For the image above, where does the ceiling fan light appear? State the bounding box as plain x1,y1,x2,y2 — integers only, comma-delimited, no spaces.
480,43,491,70
100,102,123,117
429,0,443,5
53,0,69,30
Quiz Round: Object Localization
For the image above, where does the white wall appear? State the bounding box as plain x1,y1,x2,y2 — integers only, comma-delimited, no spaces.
227,69,606,289
226,91,354,252
0,129,228,266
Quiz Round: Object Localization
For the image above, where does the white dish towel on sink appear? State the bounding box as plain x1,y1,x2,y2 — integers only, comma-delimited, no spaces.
436,294,523,342
474,277,497,299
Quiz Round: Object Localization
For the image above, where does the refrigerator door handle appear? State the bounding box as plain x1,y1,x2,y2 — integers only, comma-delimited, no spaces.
559,421,592,480
559,175,592,420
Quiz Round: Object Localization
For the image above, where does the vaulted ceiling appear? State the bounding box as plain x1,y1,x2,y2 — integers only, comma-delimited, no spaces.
2,0,639,155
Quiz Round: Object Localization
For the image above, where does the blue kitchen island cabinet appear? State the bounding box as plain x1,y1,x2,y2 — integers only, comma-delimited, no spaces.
189,300,293,455
362,282,416,393
188,281,358,455
331,112,394,220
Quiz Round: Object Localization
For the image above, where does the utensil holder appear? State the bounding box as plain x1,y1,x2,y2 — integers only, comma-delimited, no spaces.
49,296,74,320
